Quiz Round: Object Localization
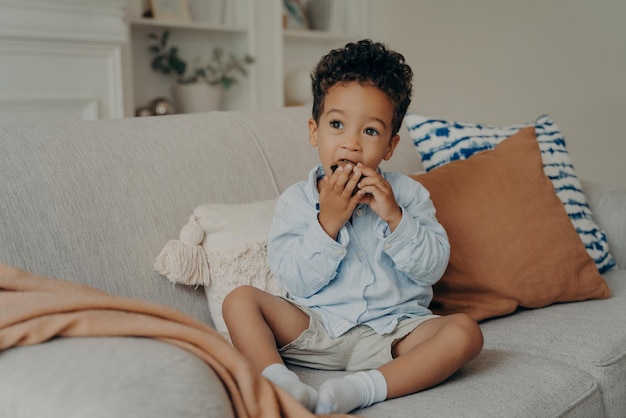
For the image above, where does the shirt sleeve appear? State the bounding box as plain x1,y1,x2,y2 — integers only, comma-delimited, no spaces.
381,174,450,286
267,185,347,298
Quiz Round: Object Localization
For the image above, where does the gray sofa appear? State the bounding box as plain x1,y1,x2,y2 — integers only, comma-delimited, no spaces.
1,106,624,417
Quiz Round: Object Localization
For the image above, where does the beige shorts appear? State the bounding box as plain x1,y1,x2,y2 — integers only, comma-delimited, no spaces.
278,303,438,371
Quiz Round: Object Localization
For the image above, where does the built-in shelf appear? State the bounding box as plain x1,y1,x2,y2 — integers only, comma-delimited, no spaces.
283,28,356,42
127,0,368,115
129,17,247,34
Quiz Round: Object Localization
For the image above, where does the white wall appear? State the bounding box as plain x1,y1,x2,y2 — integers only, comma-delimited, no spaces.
369,0,626,188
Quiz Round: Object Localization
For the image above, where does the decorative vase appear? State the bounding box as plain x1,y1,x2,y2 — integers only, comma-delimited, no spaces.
172,83,223,114
285,67,312,106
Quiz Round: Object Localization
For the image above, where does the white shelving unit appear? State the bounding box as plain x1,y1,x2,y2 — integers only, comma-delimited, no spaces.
125,0,368,115
127,0,254,114
129,17,248,33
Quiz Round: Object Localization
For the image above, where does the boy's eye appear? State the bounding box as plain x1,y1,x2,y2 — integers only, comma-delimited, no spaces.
364,127,379,136
330,120,344,129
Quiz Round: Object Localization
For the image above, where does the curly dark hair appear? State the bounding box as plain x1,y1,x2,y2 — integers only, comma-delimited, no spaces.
311,39,413,137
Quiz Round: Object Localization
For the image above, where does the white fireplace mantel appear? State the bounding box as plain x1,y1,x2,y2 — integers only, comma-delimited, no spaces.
0,0,130,122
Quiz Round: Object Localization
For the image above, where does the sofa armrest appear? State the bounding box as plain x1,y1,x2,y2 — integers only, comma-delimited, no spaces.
582,180,626,269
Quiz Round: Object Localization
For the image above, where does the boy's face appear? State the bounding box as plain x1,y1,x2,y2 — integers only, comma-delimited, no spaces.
308,82,400,175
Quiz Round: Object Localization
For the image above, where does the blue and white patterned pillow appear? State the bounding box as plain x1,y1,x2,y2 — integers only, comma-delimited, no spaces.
405,113,616,274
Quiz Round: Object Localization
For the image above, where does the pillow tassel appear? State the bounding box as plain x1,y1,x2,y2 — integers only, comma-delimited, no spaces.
154,215,211,286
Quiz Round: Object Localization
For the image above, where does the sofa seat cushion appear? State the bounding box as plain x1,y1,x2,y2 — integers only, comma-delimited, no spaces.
292,349,605,417
0,337,234,418
481,268,626,417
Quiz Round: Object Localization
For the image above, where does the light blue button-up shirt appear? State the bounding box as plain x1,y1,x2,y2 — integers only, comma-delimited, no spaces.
267,165,450,338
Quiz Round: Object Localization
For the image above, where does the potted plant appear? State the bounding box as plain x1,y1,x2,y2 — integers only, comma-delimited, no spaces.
147,30,254,113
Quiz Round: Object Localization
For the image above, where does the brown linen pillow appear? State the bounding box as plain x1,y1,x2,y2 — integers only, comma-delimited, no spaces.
411,127,611,321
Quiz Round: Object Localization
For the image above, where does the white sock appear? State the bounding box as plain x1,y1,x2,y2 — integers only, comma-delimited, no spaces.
262,364,318,411
315,370,387,414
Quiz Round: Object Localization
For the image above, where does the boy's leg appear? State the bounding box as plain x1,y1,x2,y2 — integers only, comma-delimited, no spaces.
222,285,309,370
222,285,317,410
381,313,483,398
316,313,483,414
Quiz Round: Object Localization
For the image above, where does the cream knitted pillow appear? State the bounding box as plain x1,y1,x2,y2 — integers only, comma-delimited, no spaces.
154,199,286,340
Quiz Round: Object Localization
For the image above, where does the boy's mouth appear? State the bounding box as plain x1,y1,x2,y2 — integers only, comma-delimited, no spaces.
330,159,357,172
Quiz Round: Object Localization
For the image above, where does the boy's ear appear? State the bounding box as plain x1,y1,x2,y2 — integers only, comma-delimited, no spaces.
308,118,318,147
383,134,401,161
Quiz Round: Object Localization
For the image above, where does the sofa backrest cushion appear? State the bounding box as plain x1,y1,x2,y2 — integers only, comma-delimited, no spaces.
0,112,283,322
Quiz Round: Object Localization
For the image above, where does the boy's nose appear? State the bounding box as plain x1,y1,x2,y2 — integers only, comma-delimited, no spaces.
342,131,360,150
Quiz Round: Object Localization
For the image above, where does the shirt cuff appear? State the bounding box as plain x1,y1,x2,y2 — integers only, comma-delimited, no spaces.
381,207,418,256
302,214,348,262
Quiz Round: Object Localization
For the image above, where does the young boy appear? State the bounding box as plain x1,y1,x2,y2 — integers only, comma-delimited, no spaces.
223,39,483,414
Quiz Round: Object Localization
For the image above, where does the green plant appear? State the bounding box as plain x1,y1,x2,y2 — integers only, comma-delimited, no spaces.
148,30,254,89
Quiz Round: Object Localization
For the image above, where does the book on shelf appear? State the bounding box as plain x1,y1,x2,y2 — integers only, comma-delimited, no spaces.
188,0,244,26
305,0,347,34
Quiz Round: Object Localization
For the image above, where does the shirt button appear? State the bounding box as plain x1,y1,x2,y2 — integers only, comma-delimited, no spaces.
357,252,364,259
384,243,392,250
355,209,363,216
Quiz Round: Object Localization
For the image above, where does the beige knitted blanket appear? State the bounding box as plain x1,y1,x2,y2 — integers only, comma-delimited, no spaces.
0,263,352,418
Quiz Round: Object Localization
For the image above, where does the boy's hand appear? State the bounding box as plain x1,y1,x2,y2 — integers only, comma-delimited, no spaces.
318,162,403,237
355,163,402,232
318,163,361,239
